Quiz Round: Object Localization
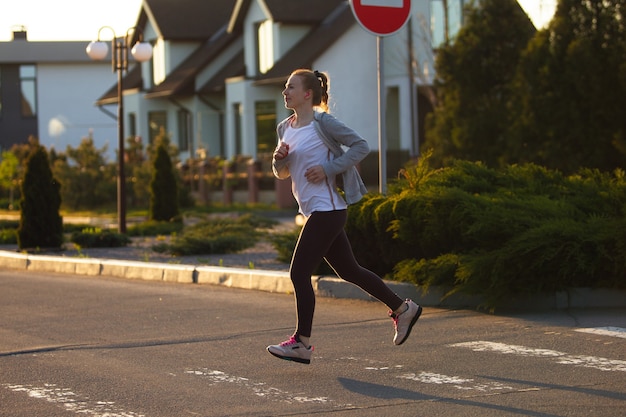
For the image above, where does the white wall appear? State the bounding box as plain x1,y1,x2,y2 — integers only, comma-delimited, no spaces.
37,63,118,161
314,25,379,149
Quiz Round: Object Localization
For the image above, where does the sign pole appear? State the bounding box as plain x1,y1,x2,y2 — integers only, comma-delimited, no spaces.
349,0,411,195
377,36,387,194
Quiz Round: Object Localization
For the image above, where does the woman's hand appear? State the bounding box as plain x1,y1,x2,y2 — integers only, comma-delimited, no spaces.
305,165,326,184
273,141,289,160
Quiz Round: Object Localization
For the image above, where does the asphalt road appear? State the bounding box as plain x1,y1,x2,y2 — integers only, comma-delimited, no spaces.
1,270,625,417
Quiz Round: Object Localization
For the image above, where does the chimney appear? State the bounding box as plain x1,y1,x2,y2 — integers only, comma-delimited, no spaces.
12,27,27,41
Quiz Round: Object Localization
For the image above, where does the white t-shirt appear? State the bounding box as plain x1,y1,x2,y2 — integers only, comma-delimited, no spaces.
282,123,347,217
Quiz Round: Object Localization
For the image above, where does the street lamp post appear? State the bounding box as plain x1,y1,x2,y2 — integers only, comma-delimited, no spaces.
86,27,152,233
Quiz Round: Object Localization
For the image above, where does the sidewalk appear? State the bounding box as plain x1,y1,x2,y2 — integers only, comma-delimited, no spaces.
0,248,624,311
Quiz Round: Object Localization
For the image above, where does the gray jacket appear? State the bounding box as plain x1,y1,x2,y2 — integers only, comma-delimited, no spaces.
272,111,368,204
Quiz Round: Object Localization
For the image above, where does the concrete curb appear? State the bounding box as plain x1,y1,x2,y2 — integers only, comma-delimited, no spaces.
0,250,624,310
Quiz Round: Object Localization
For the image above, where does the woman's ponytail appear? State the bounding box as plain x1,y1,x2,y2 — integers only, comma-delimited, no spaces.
292,69,330,112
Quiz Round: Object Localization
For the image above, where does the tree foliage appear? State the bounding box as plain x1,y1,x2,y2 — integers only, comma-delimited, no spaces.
0,151,20,209
423,0,626,173
18,144,63,249
52,136,116,210
423,0,536,167
510,0,626,172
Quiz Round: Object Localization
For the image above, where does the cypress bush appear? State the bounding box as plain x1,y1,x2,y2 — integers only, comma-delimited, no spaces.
150,144,179,222
17,145,63,250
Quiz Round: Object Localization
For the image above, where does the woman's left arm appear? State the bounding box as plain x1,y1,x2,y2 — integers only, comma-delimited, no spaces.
318,113,369,178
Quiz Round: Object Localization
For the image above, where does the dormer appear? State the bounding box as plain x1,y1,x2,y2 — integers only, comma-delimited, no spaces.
228,0,345,77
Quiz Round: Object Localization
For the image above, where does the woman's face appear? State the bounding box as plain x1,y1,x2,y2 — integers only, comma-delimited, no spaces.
282,75,309,110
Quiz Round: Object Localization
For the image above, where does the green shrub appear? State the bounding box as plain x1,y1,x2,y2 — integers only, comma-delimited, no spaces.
63,223,93,234
153,214,268,256
268,227,347,276
269,227,300,263
127,220,183,237
70,228,130,248
346,158,626,310
0,228,17,244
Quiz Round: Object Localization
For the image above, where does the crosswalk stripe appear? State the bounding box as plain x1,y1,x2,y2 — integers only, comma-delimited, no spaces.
450,341,626,372
2,383,145,416
575,327,626,339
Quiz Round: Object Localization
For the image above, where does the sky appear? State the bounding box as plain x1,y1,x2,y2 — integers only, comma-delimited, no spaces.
0,0,557,42
0,0,144,42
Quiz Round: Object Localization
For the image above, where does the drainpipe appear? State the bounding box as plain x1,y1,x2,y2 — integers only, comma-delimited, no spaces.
408,18,419,158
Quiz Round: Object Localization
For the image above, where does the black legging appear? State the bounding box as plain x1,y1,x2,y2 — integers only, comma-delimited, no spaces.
290,209,404,338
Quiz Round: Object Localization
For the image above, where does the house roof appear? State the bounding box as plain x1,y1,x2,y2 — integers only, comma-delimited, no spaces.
94,64,144,106
197,50,245,94
96,0,239,104
100,0,354,103
0,35,97,64
228,0,345,32
142,0,237,41
254,2,355,86
144,27,241,99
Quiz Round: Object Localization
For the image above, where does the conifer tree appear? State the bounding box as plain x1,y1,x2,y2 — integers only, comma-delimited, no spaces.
423,0,536,167
510,0,626,172
149,143,179,221
18,144,63,249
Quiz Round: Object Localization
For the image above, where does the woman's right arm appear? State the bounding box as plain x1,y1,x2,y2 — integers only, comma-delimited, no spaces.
272,140,290,179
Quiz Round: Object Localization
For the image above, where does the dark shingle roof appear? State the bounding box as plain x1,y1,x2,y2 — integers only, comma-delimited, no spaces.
228,0,345,32
95,64,144,105
197,50,245,94
143,0,237,40
264,0,346,23
100,0,354,103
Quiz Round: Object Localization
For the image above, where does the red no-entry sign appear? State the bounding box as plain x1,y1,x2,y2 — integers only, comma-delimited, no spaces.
349,0,412,37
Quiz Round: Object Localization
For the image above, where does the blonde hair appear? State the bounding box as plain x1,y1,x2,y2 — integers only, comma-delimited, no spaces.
291,69,330,113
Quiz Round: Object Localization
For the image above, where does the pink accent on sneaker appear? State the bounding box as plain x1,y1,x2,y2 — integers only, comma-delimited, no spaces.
389,299,422,345
280,336,298,346
267,336,314,364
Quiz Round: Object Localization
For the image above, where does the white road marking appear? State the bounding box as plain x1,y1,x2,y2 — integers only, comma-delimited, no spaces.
186,368,345,406
2,383,144,416
576,327,626,339
353,357,516,392
450,341,626,372
397,372,515,392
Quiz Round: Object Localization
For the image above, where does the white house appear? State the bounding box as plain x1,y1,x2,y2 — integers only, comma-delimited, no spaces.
102,0,466,190
0,29,120,158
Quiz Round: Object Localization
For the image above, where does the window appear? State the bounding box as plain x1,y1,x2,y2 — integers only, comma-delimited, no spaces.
20,65,36,117
128,113,137,137
177,110,190,152
255,101,276,155
148,111,167,145
233,103,243,155
430,0,465,47
257,20,274,74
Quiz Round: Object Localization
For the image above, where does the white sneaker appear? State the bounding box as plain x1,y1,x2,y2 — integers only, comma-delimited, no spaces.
267,336,313,364
390,299,422,345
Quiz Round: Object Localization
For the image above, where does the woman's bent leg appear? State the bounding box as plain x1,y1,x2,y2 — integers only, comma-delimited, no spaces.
324,228,404,312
